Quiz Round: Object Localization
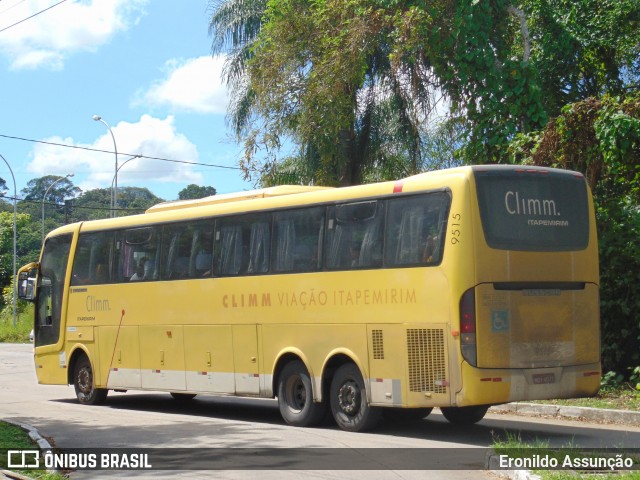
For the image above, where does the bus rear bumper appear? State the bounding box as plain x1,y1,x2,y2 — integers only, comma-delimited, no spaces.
455,362,601,407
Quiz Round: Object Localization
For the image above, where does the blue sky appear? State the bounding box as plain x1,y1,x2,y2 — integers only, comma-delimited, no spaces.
0,0,254,202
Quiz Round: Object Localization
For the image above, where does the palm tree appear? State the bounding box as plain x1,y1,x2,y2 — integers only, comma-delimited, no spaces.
208,0,452,186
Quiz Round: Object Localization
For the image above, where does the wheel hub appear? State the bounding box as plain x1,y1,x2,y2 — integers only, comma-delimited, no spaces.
286,375,306,411
337,380,360,415
77,368,91,394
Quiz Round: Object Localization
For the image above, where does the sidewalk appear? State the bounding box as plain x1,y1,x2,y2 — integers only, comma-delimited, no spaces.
489,402,640,427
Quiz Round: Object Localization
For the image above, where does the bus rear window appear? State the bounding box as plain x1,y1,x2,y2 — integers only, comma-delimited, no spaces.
474,168,590,251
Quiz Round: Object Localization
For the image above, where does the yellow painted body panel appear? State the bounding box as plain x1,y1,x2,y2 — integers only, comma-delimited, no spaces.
30,166,600,410
97,326,141,388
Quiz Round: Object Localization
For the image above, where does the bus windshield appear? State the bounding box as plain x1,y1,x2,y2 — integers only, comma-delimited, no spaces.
474,167,590,251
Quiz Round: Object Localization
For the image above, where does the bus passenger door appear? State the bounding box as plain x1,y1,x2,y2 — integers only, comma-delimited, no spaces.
139,326,186,391
184,326,235,393
232,324,260,395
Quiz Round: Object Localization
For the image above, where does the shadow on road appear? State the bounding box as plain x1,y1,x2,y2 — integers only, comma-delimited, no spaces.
44,392,633,449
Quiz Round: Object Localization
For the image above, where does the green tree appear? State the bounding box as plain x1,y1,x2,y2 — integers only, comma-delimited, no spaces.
509,93,640,375
210,0,450,186
0,212,32,303
66,188,164,222
210,0,640,180
178,184,217,200
0,177,6,196
21,175,81,203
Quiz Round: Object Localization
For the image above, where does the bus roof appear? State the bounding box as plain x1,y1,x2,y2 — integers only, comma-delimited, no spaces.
145,185,333,213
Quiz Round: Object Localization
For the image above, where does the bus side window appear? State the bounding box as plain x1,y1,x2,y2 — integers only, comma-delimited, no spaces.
71,231,114,285
325,201,384,270
273,207,325,273
385,192,450,267
120,227,159,282
188,223,214,278
215,214,271,276
161,223,196,280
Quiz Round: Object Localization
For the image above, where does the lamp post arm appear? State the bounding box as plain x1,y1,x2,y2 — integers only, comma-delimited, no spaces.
41,174,73,243
92,115,118,218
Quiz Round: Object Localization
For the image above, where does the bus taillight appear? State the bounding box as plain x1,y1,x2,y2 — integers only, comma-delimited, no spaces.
460,288,477,367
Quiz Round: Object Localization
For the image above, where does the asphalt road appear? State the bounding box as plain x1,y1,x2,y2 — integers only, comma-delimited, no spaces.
2,343,639,479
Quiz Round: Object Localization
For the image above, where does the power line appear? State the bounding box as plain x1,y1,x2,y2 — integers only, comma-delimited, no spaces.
2,195,146,213
0,133,243,170
0,0,67,34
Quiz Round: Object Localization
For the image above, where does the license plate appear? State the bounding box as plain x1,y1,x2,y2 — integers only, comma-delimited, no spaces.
532,373,556,384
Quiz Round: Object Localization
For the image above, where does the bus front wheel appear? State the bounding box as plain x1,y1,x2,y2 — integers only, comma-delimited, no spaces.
440,405,488,425
73,356,108,405
330,363,382,432
277,361,327,427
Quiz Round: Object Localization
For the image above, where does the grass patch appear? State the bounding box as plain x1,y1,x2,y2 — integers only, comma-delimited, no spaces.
531,387,640,411
0,421,66,479
0,304,33,343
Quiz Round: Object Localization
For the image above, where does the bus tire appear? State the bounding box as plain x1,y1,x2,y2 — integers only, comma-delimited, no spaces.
277,360,327,427
330,363,381,432
440,405,488,425
384,407,433,423
170,392,197,401
73,356,108,405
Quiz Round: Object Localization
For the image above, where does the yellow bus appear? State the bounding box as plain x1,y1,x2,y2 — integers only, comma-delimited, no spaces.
18,165,600,432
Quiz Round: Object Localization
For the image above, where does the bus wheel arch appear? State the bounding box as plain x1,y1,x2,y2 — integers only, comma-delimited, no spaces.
274,355,327,427
66,346,92,385
69,350,108,406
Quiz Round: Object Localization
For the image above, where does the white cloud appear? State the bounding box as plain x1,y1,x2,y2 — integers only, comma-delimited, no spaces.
27,114,203,192
0,0,147,70
136,55,229,114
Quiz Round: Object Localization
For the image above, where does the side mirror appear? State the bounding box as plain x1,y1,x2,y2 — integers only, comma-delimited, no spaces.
17,263,38,302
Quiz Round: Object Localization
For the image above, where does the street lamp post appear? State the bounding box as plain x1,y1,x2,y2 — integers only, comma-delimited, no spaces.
110,155,141,191
0,153,17,327
42,174,74,243
92,115,118,217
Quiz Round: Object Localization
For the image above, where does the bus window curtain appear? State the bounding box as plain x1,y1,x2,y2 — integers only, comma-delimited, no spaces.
219,225,242,275
326,223,345,268
248,222,270,273
359,217,382,267
274,220,295,271
395,206,424,264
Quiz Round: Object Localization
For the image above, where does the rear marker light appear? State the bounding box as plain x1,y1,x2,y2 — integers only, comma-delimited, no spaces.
460,288,477,367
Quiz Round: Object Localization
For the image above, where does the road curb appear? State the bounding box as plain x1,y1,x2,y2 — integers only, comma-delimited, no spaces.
489,403,640,426
2,419,55,476
3,419,52,451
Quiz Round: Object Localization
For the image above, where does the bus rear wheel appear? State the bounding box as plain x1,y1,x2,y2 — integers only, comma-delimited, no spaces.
330,363,381,432
277,360,327,427
73,356,108,405
440,405,488,425
170,393,197,401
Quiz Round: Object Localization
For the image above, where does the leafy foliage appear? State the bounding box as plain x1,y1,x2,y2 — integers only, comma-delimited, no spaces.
0,212,32,297
210,0,640,178
178,184,217,200
509,93,640,376
21,175,80,203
